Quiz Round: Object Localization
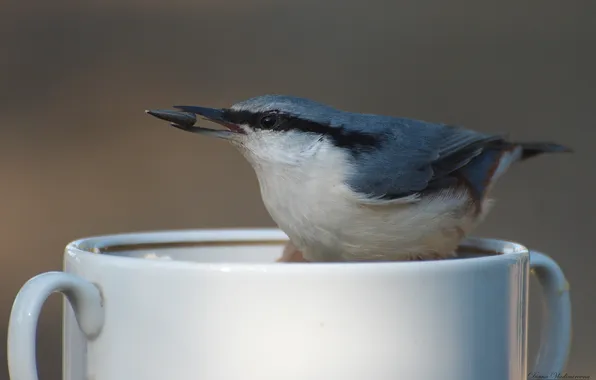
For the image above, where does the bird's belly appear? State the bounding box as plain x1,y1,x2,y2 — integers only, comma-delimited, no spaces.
260,178,481,261
260,186,348,259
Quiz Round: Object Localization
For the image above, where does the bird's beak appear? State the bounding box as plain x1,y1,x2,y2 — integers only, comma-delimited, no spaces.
145,105,244,139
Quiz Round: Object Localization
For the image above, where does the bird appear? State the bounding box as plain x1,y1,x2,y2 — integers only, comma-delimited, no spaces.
146,95,571,262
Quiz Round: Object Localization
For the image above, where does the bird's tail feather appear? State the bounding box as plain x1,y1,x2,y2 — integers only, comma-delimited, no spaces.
516,142,573,160
457,140,571,202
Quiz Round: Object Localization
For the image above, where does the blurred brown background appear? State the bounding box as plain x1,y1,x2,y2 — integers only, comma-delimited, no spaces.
1,1,594,379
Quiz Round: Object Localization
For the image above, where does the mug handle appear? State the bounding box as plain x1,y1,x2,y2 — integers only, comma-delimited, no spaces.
7,272,105,380
529,250,572,377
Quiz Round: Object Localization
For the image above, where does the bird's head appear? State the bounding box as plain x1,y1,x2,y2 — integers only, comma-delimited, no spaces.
147,95,384,166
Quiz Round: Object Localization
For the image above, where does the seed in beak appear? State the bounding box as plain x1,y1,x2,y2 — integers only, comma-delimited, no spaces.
145,109,197,127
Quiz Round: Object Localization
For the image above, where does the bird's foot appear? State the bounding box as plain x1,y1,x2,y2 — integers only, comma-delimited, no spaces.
276,241,310,262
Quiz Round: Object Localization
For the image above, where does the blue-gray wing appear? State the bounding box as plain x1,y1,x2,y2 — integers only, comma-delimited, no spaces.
345,117,504,202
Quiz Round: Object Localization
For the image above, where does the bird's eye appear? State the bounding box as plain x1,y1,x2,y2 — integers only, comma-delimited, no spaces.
259,113,279,129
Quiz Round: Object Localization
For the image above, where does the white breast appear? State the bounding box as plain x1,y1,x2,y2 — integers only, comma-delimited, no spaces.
243,139,485,262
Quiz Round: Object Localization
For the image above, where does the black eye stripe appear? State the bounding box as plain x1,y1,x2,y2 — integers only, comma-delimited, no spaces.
221,109,384,153
222,109,260,125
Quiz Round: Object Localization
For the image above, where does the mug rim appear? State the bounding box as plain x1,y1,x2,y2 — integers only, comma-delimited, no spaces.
65,228,529,270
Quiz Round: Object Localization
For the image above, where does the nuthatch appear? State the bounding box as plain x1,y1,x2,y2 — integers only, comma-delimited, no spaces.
146,95,571,262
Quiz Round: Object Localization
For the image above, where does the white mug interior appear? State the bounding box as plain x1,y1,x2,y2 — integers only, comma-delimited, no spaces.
69,228,526,264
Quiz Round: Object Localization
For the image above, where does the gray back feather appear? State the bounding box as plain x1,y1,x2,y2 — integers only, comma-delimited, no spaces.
345,117,501,199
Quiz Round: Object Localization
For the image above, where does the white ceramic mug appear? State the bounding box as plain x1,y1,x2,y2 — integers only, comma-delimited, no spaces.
8,229,571,380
